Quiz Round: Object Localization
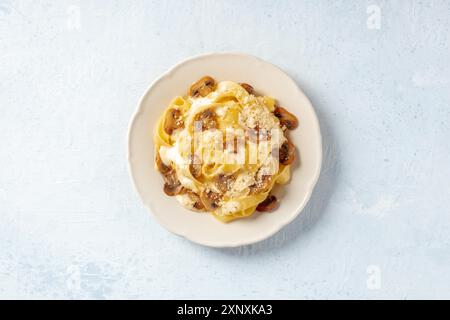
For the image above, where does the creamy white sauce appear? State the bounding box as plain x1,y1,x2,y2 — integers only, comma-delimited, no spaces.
218,201,241,216
215,105,228,117
159,143,184,167
179,174,198,192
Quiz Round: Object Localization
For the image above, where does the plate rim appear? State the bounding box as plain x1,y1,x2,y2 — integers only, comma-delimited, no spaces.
127,52,323,247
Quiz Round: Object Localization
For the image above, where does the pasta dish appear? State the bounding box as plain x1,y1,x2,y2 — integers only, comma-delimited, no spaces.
154,76,298,222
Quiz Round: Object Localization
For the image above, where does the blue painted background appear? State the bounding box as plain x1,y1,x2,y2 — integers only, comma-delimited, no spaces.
0,0,449,299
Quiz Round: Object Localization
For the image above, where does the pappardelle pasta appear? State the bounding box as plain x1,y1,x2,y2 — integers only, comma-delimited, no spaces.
154,76,298,222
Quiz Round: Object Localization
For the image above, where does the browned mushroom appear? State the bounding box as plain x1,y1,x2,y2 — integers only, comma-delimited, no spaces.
274,106,298,130
215,174,236,193
185,190,205,211
156,152,171,174
200,189,222,211
240,83,254,94
188,154,202,179
256,194,278,212
194,109,217,130
189,76,216,97
249,174,272,195
279,139,295,165
163,170,183,196
164,108,184,135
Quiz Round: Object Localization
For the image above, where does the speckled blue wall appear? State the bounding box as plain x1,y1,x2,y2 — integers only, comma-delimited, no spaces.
0,0,449,299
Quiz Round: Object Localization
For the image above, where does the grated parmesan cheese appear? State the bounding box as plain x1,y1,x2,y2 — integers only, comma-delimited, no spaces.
240,97,280,131
226,171,256,198
218,201,241,215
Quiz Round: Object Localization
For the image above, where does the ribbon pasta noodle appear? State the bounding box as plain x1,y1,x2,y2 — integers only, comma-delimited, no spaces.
154,76,298,222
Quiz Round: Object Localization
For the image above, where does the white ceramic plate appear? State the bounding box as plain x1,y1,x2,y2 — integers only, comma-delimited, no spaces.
128,53,322,247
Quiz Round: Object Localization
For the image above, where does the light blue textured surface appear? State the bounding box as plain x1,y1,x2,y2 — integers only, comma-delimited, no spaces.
1,0,450,299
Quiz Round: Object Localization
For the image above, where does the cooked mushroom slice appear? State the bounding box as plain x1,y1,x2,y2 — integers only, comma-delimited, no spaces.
240,83,254,94
156,152,171,174
185,190,205,211
163,170,183,196
189,76,216,98
249,174,272,195
279,139,295,165
164,108,184,135
194,109,217,130
256,195,278,212
274,106,298,130
188,154,202,179
216,174,236,193
200,189,222,211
